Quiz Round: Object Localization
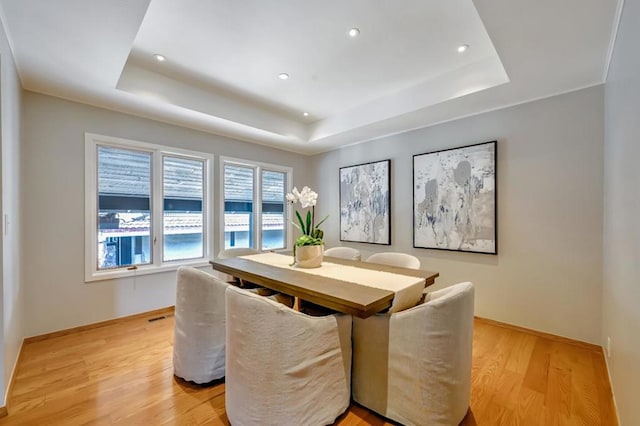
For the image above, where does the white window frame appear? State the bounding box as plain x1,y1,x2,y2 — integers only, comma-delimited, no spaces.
219,156,292,253
85,133,214,282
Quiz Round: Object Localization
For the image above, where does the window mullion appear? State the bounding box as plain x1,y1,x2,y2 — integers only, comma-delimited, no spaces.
285,172,292,250
202,158,211,259
219,161,226,254
153,152,164,266
254,166,262,250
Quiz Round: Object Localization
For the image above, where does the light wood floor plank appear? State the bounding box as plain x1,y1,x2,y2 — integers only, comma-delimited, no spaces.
523,337,553,394
0,313,616,425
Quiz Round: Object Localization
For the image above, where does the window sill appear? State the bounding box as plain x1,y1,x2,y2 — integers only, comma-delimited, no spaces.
85,259,211,283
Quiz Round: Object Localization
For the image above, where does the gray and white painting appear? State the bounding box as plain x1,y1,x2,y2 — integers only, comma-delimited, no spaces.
413,141,496,254
340,160,390,245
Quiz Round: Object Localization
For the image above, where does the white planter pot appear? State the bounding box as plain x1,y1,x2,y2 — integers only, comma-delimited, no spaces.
295,245,324,268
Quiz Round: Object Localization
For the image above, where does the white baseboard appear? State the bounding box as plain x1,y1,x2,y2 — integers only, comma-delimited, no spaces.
602,349,621,425
3,337,25,413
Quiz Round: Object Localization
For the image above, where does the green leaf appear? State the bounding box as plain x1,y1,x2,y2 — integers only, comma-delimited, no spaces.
295,210,306,235
314,215,329,229
306,211,312,236
295,235,324,246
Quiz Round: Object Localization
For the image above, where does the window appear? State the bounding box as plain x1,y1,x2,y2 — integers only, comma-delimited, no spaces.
85,133,213,281
96,146,152,270
163,156,205,261
221,157,291,251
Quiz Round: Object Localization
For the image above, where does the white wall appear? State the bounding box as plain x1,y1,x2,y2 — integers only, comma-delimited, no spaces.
21,91,311,337
0,13,23,405
603,0,640,423
310,86,604,344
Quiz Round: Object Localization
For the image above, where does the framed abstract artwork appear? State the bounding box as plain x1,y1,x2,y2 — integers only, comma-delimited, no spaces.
339,159,391,245
413,141,497,254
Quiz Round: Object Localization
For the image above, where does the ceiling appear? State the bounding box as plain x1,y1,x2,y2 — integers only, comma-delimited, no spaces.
0,0,620,154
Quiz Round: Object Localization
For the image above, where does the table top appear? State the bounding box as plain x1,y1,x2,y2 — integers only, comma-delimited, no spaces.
210,254,439,318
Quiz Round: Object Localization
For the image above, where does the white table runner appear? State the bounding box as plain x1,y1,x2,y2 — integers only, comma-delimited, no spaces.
242,252,425,313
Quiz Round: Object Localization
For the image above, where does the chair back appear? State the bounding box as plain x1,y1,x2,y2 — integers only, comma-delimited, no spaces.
225,286,352,425
366,252,420,269
173,267,229,383
217,247,260,259
352,281,474,425
324,246,362,261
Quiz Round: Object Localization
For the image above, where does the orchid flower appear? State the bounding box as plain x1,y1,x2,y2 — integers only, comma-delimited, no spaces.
285,186,327,244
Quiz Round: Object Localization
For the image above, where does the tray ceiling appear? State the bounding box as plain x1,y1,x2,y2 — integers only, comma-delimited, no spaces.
0,0,620,154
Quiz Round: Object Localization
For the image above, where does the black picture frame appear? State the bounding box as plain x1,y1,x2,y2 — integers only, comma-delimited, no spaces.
339,159,391,245
413,141,497,254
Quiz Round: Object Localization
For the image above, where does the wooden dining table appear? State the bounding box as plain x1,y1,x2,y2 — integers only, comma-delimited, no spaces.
210,253,439,318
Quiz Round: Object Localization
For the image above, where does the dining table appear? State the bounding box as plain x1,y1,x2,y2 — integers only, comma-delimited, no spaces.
210,252,439,318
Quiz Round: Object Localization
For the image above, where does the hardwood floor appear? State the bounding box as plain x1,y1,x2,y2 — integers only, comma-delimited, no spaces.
1,312,616,425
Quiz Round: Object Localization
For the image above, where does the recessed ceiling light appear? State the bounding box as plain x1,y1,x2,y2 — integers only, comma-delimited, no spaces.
348,28,360,37
303,112,309,117
457,44,469,53
154,54,166,62
278,73,289,80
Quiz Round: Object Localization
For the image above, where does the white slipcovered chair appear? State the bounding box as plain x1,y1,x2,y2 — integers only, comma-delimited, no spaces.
225,285,352,426
352,282,475,426
366,252,421,269
217,247,260,259
173,267,228,384
324,246,362,261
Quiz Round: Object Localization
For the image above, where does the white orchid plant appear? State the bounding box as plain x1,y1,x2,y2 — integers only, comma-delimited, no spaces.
286,186,328,250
